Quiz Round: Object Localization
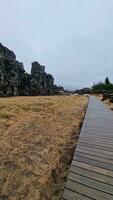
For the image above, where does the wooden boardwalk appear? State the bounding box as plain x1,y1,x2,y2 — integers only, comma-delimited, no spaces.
63,96,113,200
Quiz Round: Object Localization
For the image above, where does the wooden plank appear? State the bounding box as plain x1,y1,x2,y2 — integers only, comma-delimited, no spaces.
70,165,113,186
74,156,113,171
79,140,113,149
76,145,113,156
83,126,113,130
80,136,113,142
79,138,113,148
79,138,113,147
75,152,113,165
77,142,113,152
63,189,92,200
78,139,113,148
85,121,113,125
68,172,113,195
83,120,113,125
65,179,113,200
81,136,112,142
82,126,113,132
82,130,112,135
72,161,113,177
83,122,112,127
75,148,113,160
83,126,113,132
80,135,113,140
80,132,113,137
80,130,113,136
80,134,113,141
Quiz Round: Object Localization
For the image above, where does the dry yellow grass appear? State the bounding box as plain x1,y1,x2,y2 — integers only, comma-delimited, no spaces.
0,95,88,200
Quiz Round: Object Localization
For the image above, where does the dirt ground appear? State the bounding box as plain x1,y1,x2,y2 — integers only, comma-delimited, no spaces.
0,95,88,200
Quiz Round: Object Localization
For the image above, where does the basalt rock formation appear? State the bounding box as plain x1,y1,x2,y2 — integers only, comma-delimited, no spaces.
0,43,55,96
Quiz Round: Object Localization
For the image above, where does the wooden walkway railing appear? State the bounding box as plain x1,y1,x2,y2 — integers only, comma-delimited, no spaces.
63,96,113,200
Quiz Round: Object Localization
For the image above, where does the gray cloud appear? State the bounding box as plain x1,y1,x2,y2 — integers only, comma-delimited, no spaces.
0,0,113,89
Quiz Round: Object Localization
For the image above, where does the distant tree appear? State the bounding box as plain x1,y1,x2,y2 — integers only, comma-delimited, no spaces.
92,78,113,94
105,77,110,84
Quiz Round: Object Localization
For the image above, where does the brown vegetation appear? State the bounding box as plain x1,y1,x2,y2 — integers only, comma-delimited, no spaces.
0,96,88,200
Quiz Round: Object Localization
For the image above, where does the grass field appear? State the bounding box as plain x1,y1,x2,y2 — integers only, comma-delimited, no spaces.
0,95,88,200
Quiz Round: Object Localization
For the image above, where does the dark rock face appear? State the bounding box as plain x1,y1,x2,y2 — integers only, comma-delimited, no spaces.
0,43,25,96
31,62,45,75
31,62,46,95
0,43,16,61
0,43,55,96
46,74,54,95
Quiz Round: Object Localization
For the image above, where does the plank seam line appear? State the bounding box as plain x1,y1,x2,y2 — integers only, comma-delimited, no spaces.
76,147,113,157
72,159,113,172
80,134,113,137
71,164,113,178
78,141,113,147
80,136,113,140
82,127,113,131
79,140,113,144
80,136,113,139
68,178,113,196
76,144,113,153
64,186,95,200
76,151,113,161
77,143,113,150
69,171,113,187
73,155,113,169
78,141,113,149
72,163,113,178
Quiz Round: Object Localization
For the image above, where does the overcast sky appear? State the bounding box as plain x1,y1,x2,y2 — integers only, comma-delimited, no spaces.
0,0,113,89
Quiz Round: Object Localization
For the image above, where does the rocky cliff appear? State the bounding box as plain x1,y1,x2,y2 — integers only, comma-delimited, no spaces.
0,43,55,96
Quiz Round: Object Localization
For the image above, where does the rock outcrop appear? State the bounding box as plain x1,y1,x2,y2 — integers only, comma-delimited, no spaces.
0,43,55,96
